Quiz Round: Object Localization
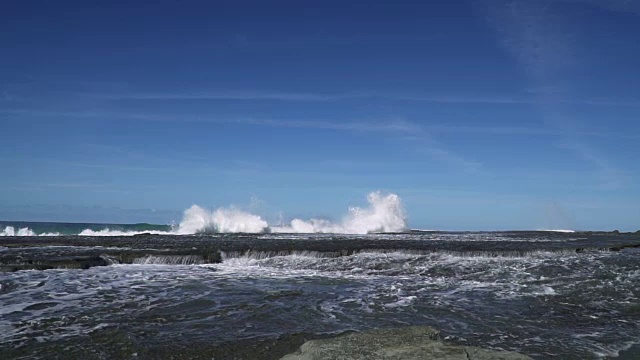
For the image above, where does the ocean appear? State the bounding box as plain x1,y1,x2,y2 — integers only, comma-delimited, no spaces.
1,228,639,359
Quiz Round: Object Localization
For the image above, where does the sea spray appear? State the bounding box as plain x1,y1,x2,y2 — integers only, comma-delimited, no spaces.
174,191,405,234
0,226,36,236
2,191,407,236
272,191,406,234
176,205,269,234
0,226,59,236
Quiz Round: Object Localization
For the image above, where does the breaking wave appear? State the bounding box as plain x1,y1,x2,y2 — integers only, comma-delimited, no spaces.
174,191,405,235
271,192,406,234
1,191,407,236
0,226,59,237
176,206,269,234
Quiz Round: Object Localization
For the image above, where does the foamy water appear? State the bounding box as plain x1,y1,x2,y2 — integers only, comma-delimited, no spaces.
1,232,638,359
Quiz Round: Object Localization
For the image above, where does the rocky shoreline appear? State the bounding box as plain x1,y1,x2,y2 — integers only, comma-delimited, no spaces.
2,232,639,272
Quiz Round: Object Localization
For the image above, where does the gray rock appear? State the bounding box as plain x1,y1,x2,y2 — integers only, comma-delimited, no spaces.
280,326,532,360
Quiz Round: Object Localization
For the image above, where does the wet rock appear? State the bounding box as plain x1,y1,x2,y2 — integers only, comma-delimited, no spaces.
0,256,111,272
280,326,532,360
2,233,639,272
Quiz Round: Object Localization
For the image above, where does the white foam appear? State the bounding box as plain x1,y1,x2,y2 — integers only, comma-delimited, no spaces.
0,226,59,236
540,229,576,233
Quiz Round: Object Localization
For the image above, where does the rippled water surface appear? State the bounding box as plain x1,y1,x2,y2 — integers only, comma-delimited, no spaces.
1,232,639,359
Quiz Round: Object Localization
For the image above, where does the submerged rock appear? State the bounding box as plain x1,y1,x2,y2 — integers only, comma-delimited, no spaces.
280,326,532,360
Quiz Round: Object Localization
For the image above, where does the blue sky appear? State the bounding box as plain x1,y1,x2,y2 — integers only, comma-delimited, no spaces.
1,0,639,230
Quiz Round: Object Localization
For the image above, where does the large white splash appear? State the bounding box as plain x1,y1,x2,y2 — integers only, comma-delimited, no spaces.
176,205,269,234
0,226,35,236
271,191,406,234
172,191,406,235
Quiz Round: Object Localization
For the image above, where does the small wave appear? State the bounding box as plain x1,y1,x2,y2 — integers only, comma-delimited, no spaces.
132,255,205,265
539,229,576,233
78,228,172,236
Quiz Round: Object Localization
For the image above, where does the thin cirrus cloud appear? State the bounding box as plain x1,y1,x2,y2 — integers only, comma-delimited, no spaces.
424,125,640,140
555,0,640,15
96,89,640,107
225,117,484,172
480,0,627,189
232,117,421,133
99,91,369,102
3,108,638,142
2,106,481,173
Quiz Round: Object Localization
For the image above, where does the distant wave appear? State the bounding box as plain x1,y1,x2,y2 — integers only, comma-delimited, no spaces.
1,191,407,236
539,229,576,233
0,226,59,237
77,229,175,237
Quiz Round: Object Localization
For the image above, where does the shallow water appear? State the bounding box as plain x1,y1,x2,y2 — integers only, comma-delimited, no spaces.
1,232,639,359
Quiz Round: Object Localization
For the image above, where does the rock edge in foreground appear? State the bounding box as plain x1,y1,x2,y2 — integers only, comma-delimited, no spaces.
280,326,532,360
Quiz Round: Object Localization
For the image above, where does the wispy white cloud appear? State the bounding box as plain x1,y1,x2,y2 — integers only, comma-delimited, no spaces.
3,107,420,134
557,140,626,189
2,107,481,172
481,0,627,189
44,182,171,191
41,183,133,194
483,0,577,81
5,107,639,141
93,89,640,107
69,162,174,173
424,147,484,173
555,0,640,16
233,117,483,171
100,91,370,102
233,117,421,133
424,124,640,140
